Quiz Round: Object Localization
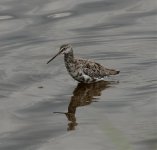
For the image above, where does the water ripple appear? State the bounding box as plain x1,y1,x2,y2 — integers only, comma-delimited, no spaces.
0,15,14,20
47,12,72,19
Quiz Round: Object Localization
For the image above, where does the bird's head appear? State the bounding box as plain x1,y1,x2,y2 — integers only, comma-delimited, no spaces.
47,44,72,64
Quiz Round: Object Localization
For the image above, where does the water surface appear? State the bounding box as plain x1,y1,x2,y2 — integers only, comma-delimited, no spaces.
0,0,157,150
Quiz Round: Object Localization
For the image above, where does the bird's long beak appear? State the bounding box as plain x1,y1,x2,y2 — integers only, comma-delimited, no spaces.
47,50,61,64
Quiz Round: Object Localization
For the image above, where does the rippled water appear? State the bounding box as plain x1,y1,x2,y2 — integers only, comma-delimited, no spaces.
0,0,157,150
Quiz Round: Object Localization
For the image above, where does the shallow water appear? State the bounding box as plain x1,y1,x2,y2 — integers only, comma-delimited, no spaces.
0,0,157,150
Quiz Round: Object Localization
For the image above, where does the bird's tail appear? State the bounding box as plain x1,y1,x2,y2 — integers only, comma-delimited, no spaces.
106,69,120,75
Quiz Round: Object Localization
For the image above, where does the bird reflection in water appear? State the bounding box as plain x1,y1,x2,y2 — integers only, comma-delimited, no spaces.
54,81,111,131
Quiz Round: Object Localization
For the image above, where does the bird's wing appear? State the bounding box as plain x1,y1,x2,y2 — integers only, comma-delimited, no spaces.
75,58,119,78
76,58,107,78
83,62,107,78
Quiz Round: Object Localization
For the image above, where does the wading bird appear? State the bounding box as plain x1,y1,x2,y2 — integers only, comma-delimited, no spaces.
47,44,119,83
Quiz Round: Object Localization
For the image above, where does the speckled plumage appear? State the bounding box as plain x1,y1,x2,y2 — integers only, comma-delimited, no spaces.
47,44,120,83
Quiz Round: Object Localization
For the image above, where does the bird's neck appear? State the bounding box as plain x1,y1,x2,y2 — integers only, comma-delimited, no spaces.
64,48,74,63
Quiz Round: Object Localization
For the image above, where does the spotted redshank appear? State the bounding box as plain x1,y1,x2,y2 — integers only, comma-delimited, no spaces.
47,44,120,83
